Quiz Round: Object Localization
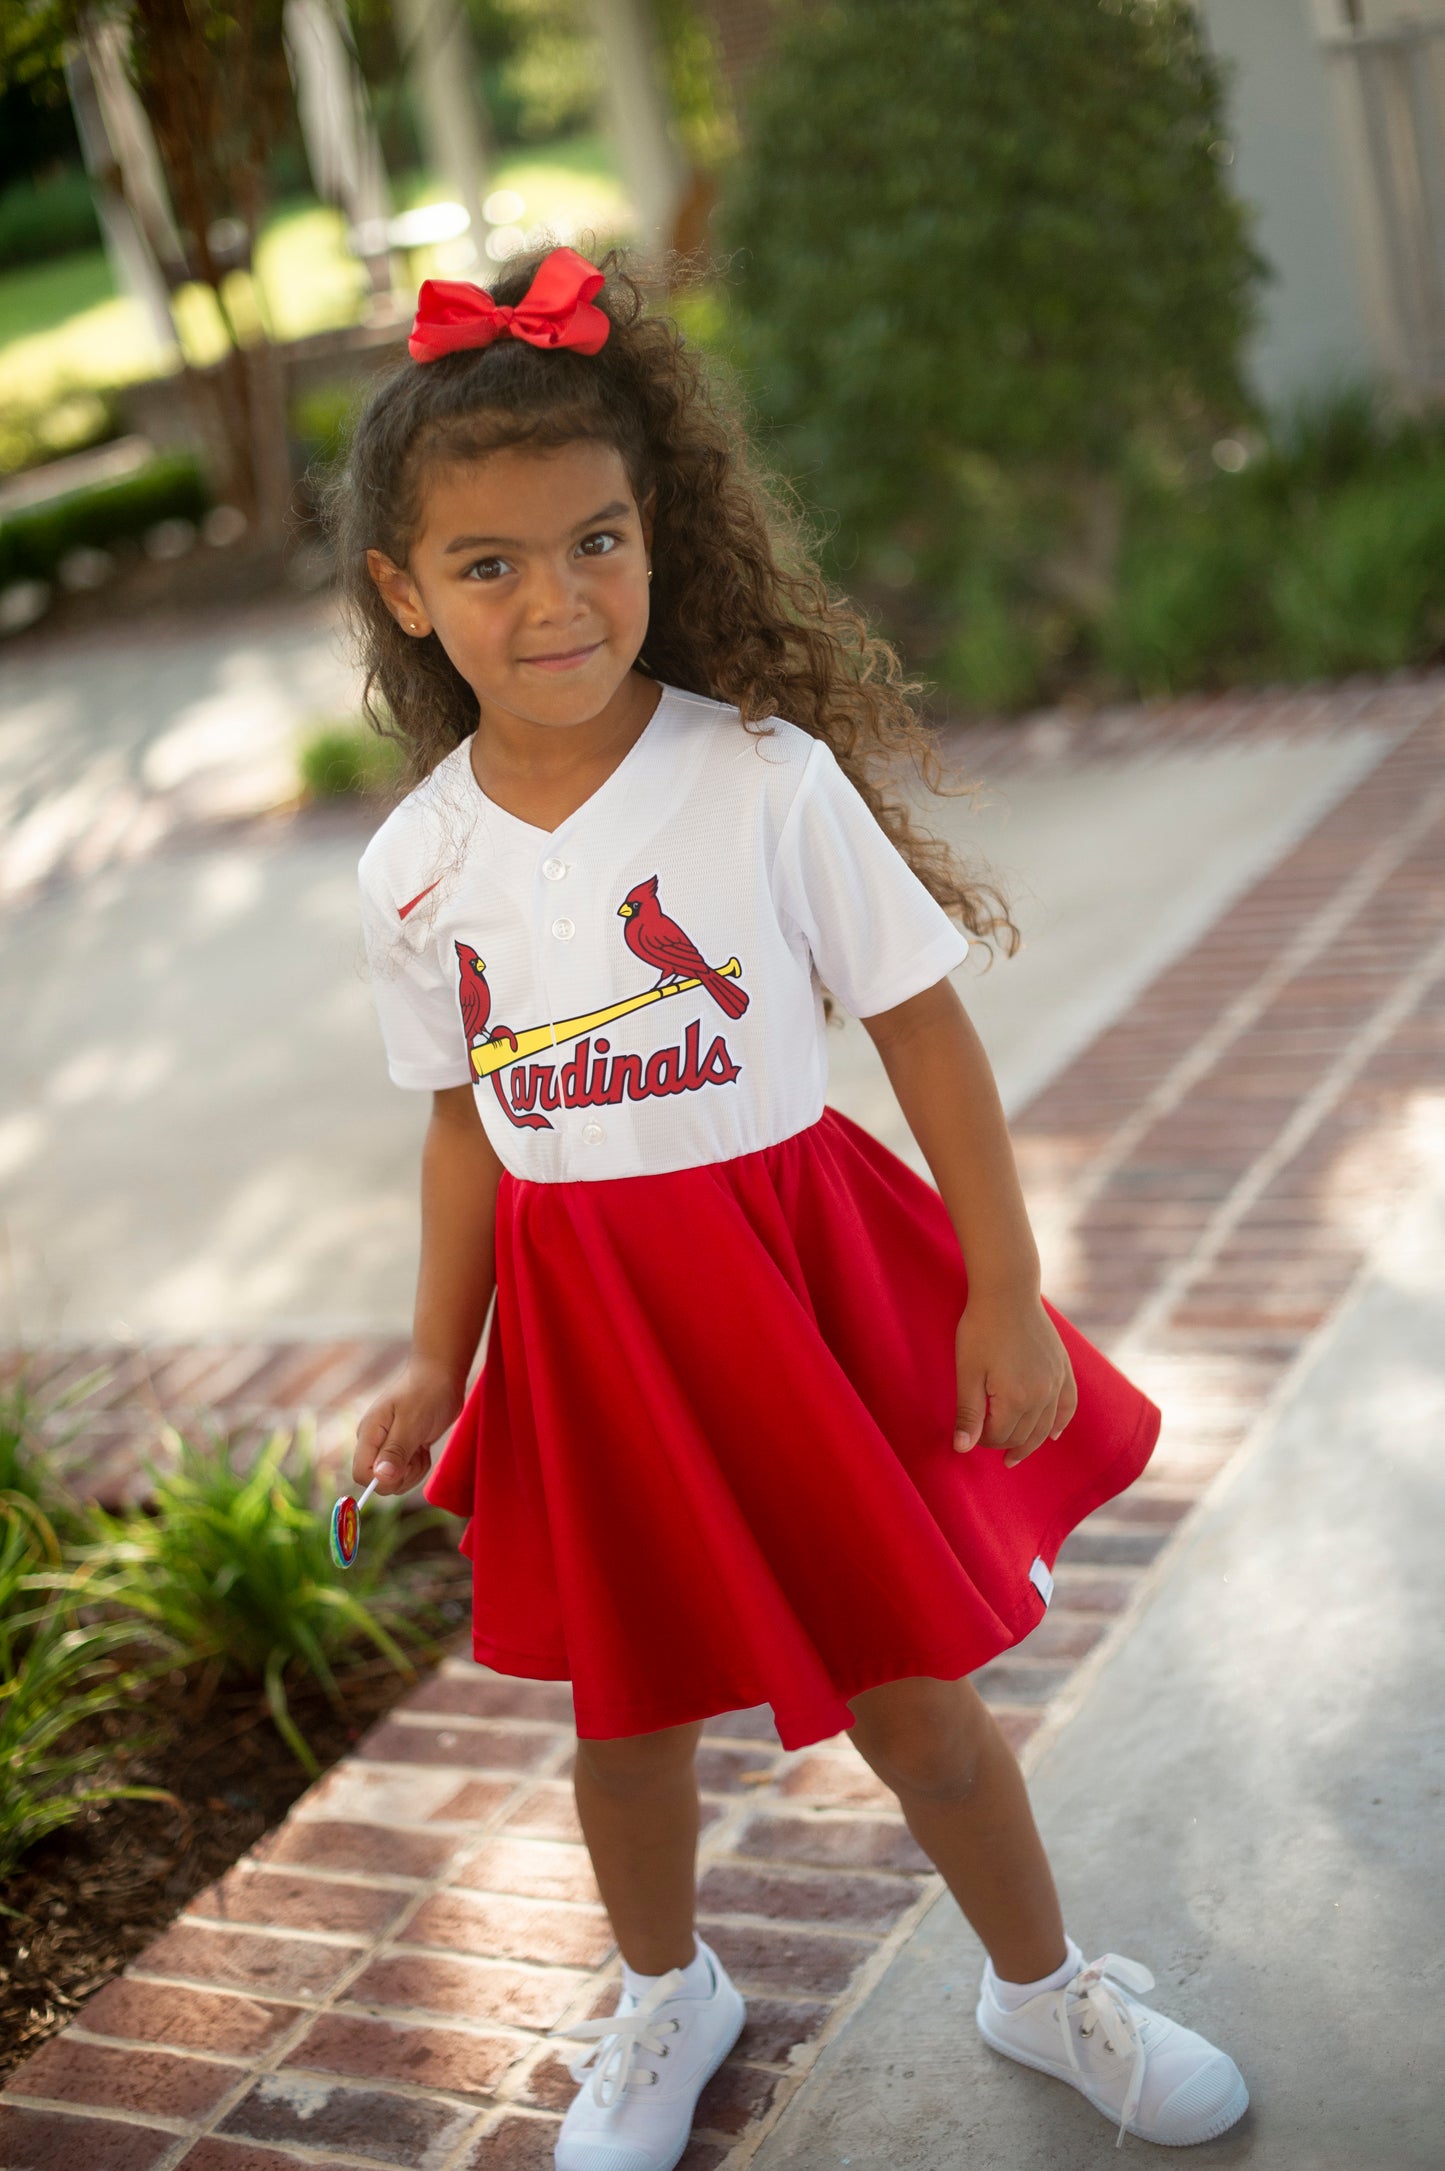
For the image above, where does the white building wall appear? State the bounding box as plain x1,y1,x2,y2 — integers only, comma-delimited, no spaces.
1196,0,1380,406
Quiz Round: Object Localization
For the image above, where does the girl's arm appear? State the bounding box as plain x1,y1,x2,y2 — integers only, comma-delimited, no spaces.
862,976,1078,1466
353,1082,503,1495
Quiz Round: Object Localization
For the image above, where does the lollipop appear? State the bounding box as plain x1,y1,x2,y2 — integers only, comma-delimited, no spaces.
329,1477,379,1569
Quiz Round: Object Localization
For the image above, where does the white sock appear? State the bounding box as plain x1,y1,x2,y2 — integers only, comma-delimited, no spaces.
988,1931,1084,2010
620,1935,711,2006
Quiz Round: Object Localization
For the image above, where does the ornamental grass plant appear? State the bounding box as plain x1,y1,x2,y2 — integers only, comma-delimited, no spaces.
0,1496,170,1885
82,1415,446,1776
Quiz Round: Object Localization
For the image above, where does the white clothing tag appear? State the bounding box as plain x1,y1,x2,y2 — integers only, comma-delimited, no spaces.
1028,1555,1054,1606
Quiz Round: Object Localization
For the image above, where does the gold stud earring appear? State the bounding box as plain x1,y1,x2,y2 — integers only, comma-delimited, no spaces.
646,568,653,582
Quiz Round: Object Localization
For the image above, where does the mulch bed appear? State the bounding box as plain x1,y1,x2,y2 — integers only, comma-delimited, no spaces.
0,1538,471,2087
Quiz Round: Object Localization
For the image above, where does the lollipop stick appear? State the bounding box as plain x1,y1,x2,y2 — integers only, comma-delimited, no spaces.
357,1477,379,1511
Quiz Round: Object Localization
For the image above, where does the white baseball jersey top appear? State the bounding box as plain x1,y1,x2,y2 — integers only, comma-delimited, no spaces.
357,681,971,1184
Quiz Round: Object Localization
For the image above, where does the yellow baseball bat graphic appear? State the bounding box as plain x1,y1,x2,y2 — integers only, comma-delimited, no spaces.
469,959,743,1079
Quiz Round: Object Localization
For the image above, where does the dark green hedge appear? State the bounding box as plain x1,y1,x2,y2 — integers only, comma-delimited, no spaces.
0,455,211,589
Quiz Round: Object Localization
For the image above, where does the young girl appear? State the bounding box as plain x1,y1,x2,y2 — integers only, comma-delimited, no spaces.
333,246,1248,2167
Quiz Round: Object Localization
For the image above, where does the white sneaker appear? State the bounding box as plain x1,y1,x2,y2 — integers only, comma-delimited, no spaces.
550,1937,746,2171
975,1946,1249,2147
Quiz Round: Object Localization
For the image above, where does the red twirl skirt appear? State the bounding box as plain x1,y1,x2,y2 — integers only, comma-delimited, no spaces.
426,1104,1160,1749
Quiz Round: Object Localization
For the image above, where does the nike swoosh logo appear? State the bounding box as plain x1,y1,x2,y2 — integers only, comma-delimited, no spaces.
398,879,441,920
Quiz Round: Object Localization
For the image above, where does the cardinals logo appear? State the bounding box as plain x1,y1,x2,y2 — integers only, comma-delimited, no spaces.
455,878,747,1131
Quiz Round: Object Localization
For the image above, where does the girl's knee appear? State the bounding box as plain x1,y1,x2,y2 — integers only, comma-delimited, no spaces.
847,1676,990,1803
574,1718,703,1797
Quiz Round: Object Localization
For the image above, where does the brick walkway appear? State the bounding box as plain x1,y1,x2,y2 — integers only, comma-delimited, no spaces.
3,677,1443,2170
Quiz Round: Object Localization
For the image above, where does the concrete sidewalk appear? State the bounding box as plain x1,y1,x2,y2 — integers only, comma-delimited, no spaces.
748,1169,1445,2169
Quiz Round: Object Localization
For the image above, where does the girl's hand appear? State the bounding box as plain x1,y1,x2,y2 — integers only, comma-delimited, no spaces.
353,1355,468,1497
953,1290,1078,1469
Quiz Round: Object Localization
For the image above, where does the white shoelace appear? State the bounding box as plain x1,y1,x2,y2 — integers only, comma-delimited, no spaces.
551,1967,687,2108
1054,1951,1157,2148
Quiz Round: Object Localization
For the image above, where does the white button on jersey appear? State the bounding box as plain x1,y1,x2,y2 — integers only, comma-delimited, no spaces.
358,683,972,1185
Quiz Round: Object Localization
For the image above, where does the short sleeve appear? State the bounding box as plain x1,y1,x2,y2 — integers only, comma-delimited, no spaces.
358,860,473,1091
772,738,970,1019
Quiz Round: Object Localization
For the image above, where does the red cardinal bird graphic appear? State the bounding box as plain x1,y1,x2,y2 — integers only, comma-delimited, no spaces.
455,941,519,1061
618,877,749,1018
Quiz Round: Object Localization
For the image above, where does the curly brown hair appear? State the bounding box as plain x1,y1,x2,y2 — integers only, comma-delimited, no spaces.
322,245,1019,1013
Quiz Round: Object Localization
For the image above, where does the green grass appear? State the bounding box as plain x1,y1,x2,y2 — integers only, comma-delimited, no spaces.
0,135,628,393
0,249,116,346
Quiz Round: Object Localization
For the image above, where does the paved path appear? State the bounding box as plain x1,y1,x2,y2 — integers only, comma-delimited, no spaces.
0,603,1406,1349
747,1144,1445,2171
2,672,1442,2168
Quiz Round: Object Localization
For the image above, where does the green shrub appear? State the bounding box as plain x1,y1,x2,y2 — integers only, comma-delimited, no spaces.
1096,386,1445,696
0,453,210,588
0,1497,170,1881
84,1419,443,1774
0,1358,116,1542
293,381,362,472
1270,465,1445,678
721,0,1266,687
0,171,103,270
299,717,406,801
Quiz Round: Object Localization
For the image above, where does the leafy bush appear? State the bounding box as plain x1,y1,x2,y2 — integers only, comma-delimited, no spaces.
85,1419,443,1774
0,171,102,270
1098,386,1445,695
0,1498,170,1882
0,1359,115,1543
293,381,362,473
299,717,406,801
721,0,1266,700
0,453,210,588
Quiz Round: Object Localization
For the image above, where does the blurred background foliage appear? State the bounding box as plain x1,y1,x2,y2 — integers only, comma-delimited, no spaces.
2,0,1445,707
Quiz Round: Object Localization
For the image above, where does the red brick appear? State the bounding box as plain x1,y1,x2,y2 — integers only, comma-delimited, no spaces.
188,1867,410,1938
6,2038,235,2120
405,1889,615,1970
0,2107,174,2170
695,1742,786,1794
404,1673,575,1724
348,1951,586,2029
458,2114,561,2169
429,1779,524,1826
283,2012,519,2097
136,1923,357,1999
697,1861,916,1933
493,1783,731,1846
734,1811,931,1875
735,1994,832,2066
1011,1610,1111,1662
701,1922,875,1996
775,1752,896,1810
695,2058,783,2134
217,2073,475,2164
177,2144,364,2171
1047,1570,1140,1615
991,1709,1043,1755
77,1979,303,2058
359,1718,554,1771
698,1704,782,1744
255,1818,455,1879
517,2050,586,2113
455,1836,600,1905
496,1781,583,1841
974,1658,1074,1705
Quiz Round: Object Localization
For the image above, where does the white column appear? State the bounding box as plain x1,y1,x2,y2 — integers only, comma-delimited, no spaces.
392,0,491,265
586,0,686,253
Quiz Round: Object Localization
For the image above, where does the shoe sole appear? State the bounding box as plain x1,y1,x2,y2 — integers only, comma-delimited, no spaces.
975,2001,1250,2146
557,1988,747,2171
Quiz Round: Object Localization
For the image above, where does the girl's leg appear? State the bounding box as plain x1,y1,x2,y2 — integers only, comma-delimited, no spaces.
572,1718,706,1976
846,1674,1067,1983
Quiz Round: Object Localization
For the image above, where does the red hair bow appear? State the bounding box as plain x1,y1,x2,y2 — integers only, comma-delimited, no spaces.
408,247,609,363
